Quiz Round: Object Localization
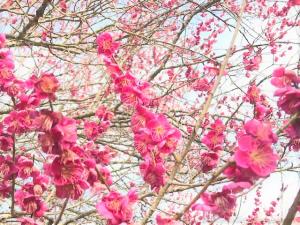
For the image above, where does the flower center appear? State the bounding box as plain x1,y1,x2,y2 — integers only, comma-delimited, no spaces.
250,149,265,164
23,167,32,176
107,200,120,211
25,201,38,213
40,78,56,93
103,40,111,50
155,126,164,136
34,184,43,195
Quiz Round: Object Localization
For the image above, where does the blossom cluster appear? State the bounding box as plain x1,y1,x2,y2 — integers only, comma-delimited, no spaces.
96,32,181,224
0,34,117,222
245,83,272,120
243,48,262,72
192,118,278,220
272,67,300,151
84,105,114,140
189,119,225,173
272,67,300,114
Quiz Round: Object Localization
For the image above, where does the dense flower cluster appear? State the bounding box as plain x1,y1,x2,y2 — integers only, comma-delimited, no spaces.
189,119,225,173
202,119,225,152
95,32,181,223
84,105,114,140
243,48,262,71
245,83,272,120
0,21,297,224
192,184,237,220
96,32,181,193
272,67,300,152
0,34,117,222
192,119,278,219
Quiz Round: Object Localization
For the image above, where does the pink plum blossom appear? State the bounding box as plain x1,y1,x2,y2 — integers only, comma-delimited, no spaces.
234,145,278,177
139,157,166,191
192,189,236,220
96,189,138,225
274,87,300,114
96,32,120,57
271,67,299,88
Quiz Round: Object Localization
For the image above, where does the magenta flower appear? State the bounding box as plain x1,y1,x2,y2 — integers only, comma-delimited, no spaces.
33,110,55,132
3,110,33,134
45,157,84,185
97,165,113,186
53,117,77,143
134,132,154,157
146,115,173,142
22,175,49,196
193,78,211,92
0,181,11,199
202,131,224,151
16,156,39,179
120,86,149,106
243,53,262,71
89,145,116,165
139,157,166,191
289,0,300,5
96,105,114,121
202,119,226,151
0,49,14,70
131,105,156,133
211,119,226,134
34,73,59,100
223,182,251,193
246,84,261,104
114,72,138,93
234,145,278,177
56,179,89,200
96,32,120,57
160,128,181,154
0,135,13,151
271,67,299,88
192,189,236,220
0,67,14,85
15,191,47,217
84,120,100,140
275,87,300,114
103,57,122,76
198,152,219,172
223,164,259,184
240,119,277,146
96,189,138,225
285,118,300,151
254,103,271,120
38,132,60,154
0,155,18,180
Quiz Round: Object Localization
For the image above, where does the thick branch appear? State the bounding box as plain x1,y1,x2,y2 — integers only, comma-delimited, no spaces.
17,0,51,39
283,187,300,225
53,198,69,225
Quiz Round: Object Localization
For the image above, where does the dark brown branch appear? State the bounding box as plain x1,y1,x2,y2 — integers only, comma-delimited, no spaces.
283,187,300,225
17,0,52,39
53,198,69,225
